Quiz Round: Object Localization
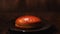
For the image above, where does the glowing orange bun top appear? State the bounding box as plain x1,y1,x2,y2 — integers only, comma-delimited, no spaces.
15,15,41,28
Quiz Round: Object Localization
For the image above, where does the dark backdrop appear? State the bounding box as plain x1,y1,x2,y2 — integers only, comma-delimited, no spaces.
0,0,60,34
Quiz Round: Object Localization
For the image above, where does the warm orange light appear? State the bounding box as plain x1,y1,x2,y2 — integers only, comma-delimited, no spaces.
15,15,41,28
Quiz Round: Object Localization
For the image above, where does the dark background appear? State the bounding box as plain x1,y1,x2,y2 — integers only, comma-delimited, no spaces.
0,0,60,34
